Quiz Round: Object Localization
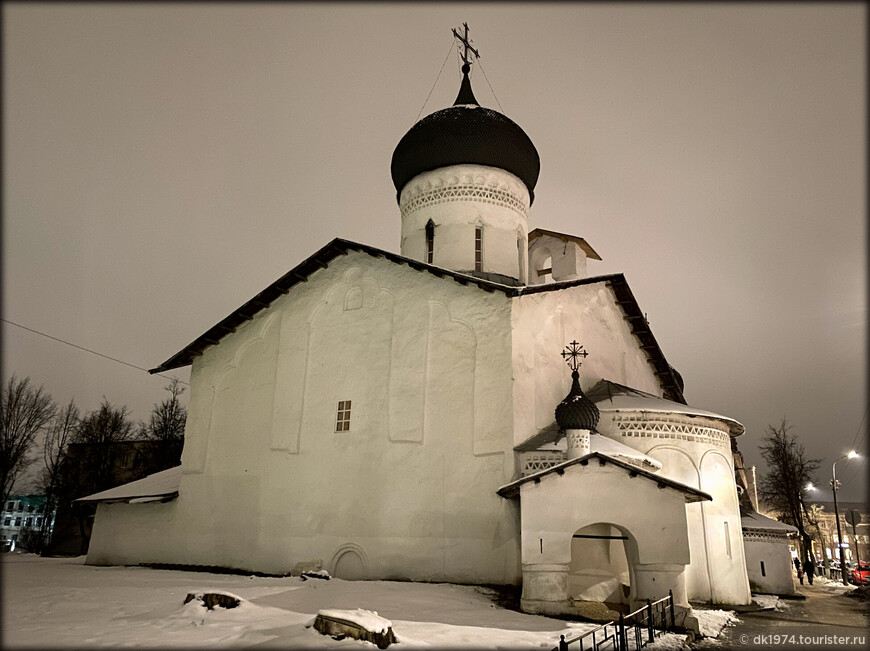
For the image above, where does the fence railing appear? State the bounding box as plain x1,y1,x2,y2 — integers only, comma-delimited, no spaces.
554,591,676,651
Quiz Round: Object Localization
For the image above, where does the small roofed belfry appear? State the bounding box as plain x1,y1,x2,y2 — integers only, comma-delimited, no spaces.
391,25,539,285
555,341,599,458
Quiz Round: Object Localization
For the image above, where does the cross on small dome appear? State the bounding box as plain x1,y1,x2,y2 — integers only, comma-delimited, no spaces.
561,340,589,372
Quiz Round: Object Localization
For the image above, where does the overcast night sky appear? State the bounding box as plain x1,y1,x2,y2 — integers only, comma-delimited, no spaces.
3,3,866,501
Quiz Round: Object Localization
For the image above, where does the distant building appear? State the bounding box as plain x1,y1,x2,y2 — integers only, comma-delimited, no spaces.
1,495,49,552
805,501,869,575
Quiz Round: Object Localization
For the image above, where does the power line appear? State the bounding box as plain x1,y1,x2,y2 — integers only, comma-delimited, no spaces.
838,404,869,488
848,403,869,450
2,318,188,385
415,39,455,123
476,58,503,113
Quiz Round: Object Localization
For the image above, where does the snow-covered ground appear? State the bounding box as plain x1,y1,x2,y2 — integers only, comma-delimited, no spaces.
690,608,738,638
748,594,787,611
3,553,605,649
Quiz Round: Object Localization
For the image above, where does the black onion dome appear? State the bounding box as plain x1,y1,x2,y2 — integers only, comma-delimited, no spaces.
391,72,540,205
555,371,600,431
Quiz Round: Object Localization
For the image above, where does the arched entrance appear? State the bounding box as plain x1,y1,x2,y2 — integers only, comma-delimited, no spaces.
568,522,636,610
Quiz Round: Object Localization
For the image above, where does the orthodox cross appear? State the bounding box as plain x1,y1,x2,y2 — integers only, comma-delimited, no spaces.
452,22,480,70
561,340,589,372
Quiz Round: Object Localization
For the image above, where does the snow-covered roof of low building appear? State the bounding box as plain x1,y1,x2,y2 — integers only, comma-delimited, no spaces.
497,452,710,502
586,379,744,436
740,507,798,534
75,466,182,503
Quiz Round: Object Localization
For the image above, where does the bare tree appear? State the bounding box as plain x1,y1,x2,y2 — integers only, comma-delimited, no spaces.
142,379,186,469
757,419,820,564
1,375,56,504
33,400,79,553
47,399,137,554
71,399,136,494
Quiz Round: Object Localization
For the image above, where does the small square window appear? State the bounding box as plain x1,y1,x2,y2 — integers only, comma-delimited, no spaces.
336,400,352,432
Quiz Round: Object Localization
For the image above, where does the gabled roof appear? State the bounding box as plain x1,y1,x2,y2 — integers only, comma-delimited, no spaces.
528,228,602,261
150,239,515,373
150,239,685,402
496,451,712,502
586,379,743,436
75,466,182,504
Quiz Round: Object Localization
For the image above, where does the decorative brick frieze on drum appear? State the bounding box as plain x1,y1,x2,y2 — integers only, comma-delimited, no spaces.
400,183,529,219
612,414,730,448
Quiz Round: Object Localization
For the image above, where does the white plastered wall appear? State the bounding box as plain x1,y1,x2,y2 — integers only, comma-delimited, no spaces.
510,282,663,448
597,412,752,605
743,533,796,595
86,251,522,584
399,164,529,281
517,462,693,614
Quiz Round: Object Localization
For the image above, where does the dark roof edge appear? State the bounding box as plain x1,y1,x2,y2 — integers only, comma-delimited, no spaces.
514,275,686,404
496,451,713,501
150,240,684,403
149,239,519,373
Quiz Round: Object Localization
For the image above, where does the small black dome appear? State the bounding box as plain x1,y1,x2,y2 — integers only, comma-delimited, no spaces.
555,371,600,431
391,73,540,205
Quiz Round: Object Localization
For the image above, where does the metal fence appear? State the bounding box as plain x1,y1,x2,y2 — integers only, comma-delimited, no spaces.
553,591,676,651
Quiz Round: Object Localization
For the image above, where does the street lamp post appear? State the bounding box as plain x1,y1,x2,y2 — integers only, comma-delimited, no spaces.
832,451,859,585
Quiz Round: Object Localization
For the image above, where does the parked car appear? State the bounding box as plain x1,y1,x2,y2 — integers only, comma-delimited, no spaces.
851,563,870,585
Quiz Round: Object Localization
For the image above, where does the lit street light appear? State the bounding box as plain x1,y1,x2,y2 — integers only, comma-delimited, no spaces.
832,450,860,585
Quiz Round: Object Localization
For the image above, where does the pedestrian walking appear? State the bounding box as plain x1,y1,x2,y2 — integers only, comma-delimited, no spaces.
804,558,815,585
794,557,801,572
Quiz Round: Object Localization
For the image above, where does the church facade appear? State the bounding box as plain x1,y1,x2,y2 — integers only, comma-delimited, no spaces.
83,45,753,616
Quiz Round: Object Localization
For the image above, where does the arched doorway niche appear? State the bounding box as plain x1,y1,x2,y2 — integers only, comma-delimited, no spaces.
330,543,370,580
568,522,637,608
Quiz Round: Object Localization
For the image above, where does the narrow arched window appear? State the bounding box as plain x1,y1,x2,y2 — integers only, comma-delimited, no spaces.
474,227,483,272
425,220,434,264
517,235,525,283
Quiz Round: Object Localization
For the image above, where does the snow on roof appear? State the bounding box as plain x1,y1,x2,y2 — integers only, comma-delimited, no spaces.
591,435,662,471
740,508,799,534
75,466,182,503
497,452,711,502
586,380,744,436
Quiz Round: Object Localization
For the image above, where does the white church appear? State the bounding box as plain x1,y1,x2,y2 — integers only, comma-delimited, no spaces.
81,36,759,620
